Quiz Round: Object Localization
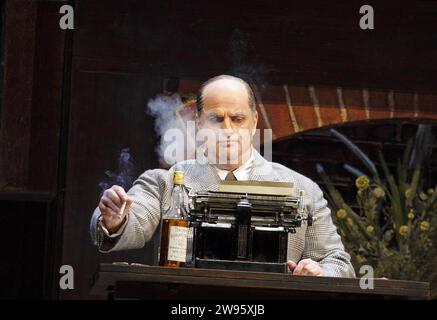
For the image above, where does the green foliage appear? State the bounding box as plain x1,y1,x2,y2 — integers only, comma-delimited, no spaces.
318,126,437,298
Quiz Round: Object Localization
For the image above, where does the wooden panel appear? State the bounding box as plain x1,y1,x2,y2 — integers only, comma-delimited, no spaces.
0,0,37,190
0,0,65,192
28,2,66,191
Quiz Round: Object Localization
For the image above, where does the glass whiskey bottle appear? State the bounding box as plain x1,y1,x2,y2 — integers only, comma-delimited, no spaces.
159,171,189,267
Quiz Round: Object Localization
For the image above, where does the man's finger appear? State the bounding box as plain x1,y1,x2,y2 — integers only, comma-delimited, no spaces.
301,263,318,276
101,205,118,218
106,189,122,206
98,202,106,212
126,196,133,205
101,196,120,213
124,201,132,214
301,261,323,276
287,260,297,272
293,259,312,275
120,195,133,208
112,186,128,203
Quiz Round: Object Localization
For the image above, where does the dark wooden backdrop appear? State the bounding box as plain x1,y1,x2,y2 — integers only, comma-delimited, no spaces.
0,0,436,299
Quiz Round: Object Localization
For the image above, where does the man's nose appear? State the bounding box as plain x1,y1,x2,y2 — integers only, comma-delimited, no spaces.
222,117,234,134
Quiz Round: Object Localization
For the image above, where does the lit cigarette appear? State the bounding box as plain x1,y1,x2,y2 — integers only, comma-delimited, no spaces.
117,200,127,219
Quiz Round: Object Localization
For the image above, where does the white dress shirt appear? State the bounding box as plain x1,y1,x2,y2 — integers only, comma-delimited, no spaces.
214,151,254,181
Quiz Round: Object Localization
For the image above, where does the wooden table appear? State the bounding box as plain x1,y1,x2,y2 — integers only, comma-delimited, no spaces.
90,263,430,300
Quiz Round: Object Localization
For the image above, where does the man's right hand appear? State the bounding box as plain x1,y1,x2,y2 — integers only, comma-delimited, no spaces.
99,185,133,233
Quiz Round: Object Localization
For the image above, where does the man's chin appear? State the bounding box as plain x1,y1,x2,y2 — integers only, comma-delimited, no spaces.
217,151,239,164
215,161,240,171
205,153,237,166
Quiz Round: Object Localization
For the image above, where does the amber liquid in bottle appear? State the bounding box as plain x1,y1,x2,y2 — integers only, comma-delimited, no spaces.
158,171,189,267
159,218,189,267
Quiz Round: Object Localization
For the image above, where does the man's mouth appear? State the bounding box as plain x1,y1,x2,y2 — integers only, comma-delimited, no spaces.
219,140,238,147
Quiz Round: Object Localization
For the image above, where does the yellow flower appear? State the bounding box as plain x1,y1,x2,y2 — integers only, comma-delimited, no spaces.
407,209,415,220
399,225,409,236
356,255,366,264
419,192,428,201
373,187,385,198
420,221,430,231
405,188,412,199
355,176,370,191
366,225,374,233
336,209,347,220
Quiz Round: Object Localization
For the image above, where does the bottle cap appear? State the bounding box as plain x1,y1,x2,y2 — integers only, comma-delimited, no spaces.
173,171,184,185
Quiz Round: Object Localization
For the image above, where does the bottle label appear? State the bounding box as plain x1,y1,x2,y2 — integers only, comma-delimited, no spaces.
167,226,188,262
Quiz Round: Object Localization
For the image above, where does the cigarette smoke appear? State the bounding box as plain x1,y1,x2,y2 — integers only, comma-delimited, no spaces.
98,148,135,194
146,93,196,167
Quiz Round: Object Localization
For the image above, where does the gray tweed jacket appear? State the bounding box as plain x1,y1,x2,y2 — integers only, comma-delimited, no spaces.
90,150,356,278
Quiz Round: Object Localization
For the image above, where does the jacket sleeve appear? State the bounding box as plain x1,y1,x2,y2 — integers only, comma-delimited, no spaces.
90,169,167,253
301,181,356,278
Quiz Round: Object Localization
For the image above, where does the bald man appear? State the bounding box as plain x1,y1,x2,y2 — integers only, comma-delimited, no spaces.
90,75,356,278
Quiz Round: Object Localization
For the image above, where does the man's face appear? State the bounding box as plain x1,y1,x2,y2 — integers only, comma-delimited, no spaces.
197,79,258,170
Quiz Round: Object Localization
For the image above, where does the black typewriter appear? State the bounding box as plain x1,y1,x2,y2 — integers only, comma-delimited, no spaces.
186,181,312,273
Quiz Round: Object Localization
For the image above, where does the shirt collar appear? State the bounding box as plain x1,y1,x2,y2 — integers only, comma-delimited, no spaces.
214,150,254,180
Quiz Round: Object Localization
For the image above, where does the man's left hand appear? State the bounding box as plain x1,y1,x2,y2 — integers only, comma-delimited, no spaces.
287,259,323,276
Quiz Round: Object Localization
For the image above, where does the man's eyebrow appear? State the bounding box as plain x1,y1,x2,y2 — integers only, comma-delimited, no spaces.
203,111,248,117
230,112,247,117
205,113,224,117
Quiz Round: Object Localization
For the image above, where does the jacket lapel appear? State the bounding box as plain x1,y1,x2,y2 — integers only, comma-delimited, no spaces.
184,152,221,192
